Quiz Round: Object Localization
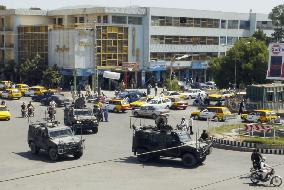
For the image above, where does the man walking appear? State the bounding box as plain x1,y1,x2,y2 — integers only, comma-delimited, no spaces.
154,83,158,96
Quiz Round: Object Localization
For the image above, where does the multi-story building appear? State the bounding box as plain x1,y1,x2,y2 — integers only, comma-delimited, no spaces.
0,6,48,68
0,5,275,88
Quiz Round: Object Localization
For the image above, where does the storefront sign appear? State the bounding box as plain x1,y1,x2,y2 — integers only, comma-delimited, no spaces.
147,61,167,71
103,71,121,80
267,43,284,80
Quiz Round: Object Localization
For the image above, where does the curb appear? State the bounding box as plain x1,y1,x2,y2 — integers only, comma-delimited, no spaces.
212,138,284,155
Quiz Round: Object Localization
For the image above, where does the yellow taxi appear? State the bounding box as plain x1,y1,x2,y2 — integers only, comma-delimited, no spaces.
16,84,29,94
191,106,234,122
130,96,154,109
1,88,22,99
108,99,131,113
162,91,183,99
208,90,235,101
25,86,47,96
0,105,11,120
170,97,188,110
241,109,280,123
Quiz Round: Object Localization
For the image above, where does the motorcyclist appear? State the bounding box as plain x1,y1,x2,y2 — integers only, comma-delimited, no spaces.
251,149,263,170
27,101,35,117
50,100,56,108
199,130,209,141
21,102,26,111
93,104,103,122
259,158,272,180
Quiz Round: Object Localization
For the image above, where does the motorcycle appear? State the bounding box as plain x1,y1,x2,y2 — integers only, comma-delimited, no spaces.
28,107,35,117
250,166,282,187
93,107,103,122
21,108,28,118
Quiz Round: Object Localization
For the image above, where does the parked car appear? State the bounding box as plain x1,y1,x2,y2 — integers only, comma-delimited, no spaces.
25,86,47,96
118,90,146,103
41,95,69,107
170,97,188,110
130,96,154,109
184,89,206,99
191,106,234,122
15,84,30,94
107,99,130,112
132,105,169,119
1,88,22,100
0,105,11,121
241,110,280,123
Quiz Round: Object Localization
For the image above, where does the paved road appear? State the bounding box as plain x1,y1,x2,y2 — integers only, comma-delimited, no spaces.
0,95,283,190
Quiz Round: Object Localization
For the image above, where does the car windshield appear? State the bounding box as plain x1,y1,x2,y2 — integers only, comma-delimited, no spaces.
0,107,8,111
49,129,73,138
178,132,191,143
74,110,93,115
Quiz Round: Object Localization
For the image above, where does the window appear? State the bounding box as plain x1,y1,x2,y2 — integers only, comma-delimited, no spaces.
239,20,250,30
128,17,142,25
221,20,226,29
79,17,84,23
266,92,274,102
74,17,78,23
103,16,108,23
256,21,273,30
227,37,238,45
112,16,127,24
228,20,238,29
97,16,101,23
53,18,56,24
151,16,159,26
165,17,173,26
180,17,187,26
220,36,226,45
194,18,201,27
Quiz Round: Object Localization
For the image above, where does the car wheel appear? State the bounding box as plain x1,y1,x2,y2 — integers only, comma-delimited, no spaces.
92,127,98,134
73,150,83,159
182,153,197,168
137,148,151,163
113,108,118,113
49,148,59,161
134,112,139,117
152,114,158,119
30,142,39,154
191,115,198,120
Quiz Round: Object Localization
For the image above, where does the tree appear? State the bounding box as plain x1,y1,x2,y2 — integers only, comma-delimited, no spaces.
269,4,284,42
19,54,47,84
209,38,268,88
164,76,180,91
42,64,62,88
252,29,270,45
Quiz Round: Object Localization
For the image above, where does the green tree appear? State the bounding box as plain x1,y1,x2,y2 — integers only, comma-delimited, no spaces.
209,38,268,88
42,64,62,88
269,4,284,42
1,61,19,81
252,29,270,45
19,54,47,84
164,76,180,91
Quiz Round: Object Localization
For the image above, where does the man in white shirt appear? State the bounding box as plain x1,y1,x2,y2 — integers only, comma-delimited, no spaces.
188,117,194,134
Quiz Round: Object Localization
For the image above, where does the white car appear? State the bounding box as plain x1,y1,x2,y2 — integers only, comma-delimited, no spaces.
184,89,206,99
145,98,172,109
132,105,169,119
205,81,216,89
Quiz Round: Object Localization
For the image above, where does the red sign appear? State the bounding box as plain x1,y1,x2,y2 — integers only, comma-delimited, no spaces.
272,44,281,55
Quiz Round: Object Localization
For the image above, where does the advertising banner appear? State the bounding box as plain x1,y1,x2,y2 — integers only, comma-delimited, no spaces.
103,71,121,80
267,43,284,80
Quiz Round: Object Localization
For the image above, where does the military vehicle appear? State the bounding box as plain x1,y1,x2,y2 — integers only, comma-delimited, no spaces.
64,98,98,134
132,116,213,167
27,121,84,161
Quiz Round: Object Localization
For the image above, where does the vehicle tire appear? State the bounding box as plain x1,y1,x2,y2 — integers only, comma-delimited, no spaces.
250,172,260,184
73,150,83,159
133,112,139,117
271,176,282,187
199,156,206,163
137,148,151,163
191,115,199,120
49,148,59,161
182,153,197,168
152,114,157,119
30,142,39,154
92,127,98,134
114,108,119,113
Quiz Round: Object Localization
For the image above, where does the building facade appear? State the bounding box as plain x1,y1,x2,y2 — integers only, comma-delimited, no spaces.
0,5,275,88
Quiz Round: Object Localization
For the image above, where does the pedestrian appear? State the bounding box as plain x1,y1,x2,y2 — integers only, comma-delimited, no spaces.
154,83,158,96
147,84,152,95
200,130,209,141
238,99,245,115
188,116,194,135
102,103,109,122
178,116,189,131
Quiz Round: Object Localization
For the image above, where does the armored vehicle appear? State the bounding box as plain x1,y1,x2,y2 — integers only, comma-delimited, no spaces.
64,103,98,134
132,116,213,167
27,121,84,161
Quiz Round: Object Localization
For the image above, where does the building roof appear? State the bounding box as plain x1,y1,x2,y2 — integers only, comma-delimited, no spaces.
0,8,47,16
249,83,284,88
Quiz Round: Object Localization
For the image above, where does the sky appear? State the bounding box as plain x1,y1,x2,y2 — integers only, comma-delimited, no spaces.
1,0,283,14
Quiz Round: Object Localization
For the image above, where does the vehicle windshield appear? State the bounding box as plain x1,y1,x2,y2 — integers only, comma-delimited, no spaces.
177,132,191,143
0,107,8,111
49,129,73,138
74,109,93,115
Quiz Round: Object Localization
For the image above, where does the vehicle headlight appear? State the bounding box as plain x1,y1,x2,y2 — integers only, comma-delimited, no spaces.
76,120,81,124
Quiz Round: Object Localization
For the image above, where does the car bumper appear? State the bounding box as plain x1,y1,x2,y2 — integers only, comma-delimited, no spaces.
73,123,98,130
58,146,83,155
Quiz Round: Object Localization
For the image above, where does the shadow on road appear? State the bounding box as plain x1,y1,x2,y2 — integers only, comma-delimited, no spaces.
243,182,273,187
12,151,75,163
116,156,199,169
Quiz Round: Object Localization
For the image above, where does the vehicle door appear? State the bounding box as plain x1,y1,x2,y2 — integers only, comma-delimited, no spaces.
146,106,155,116
164,133,180,157
200,109,214,119
139,106,148,116
108,101,116,111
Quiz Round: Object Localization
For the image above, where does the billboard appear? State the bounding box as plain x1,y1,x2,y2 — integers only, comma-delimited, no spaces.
267,43,284,80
